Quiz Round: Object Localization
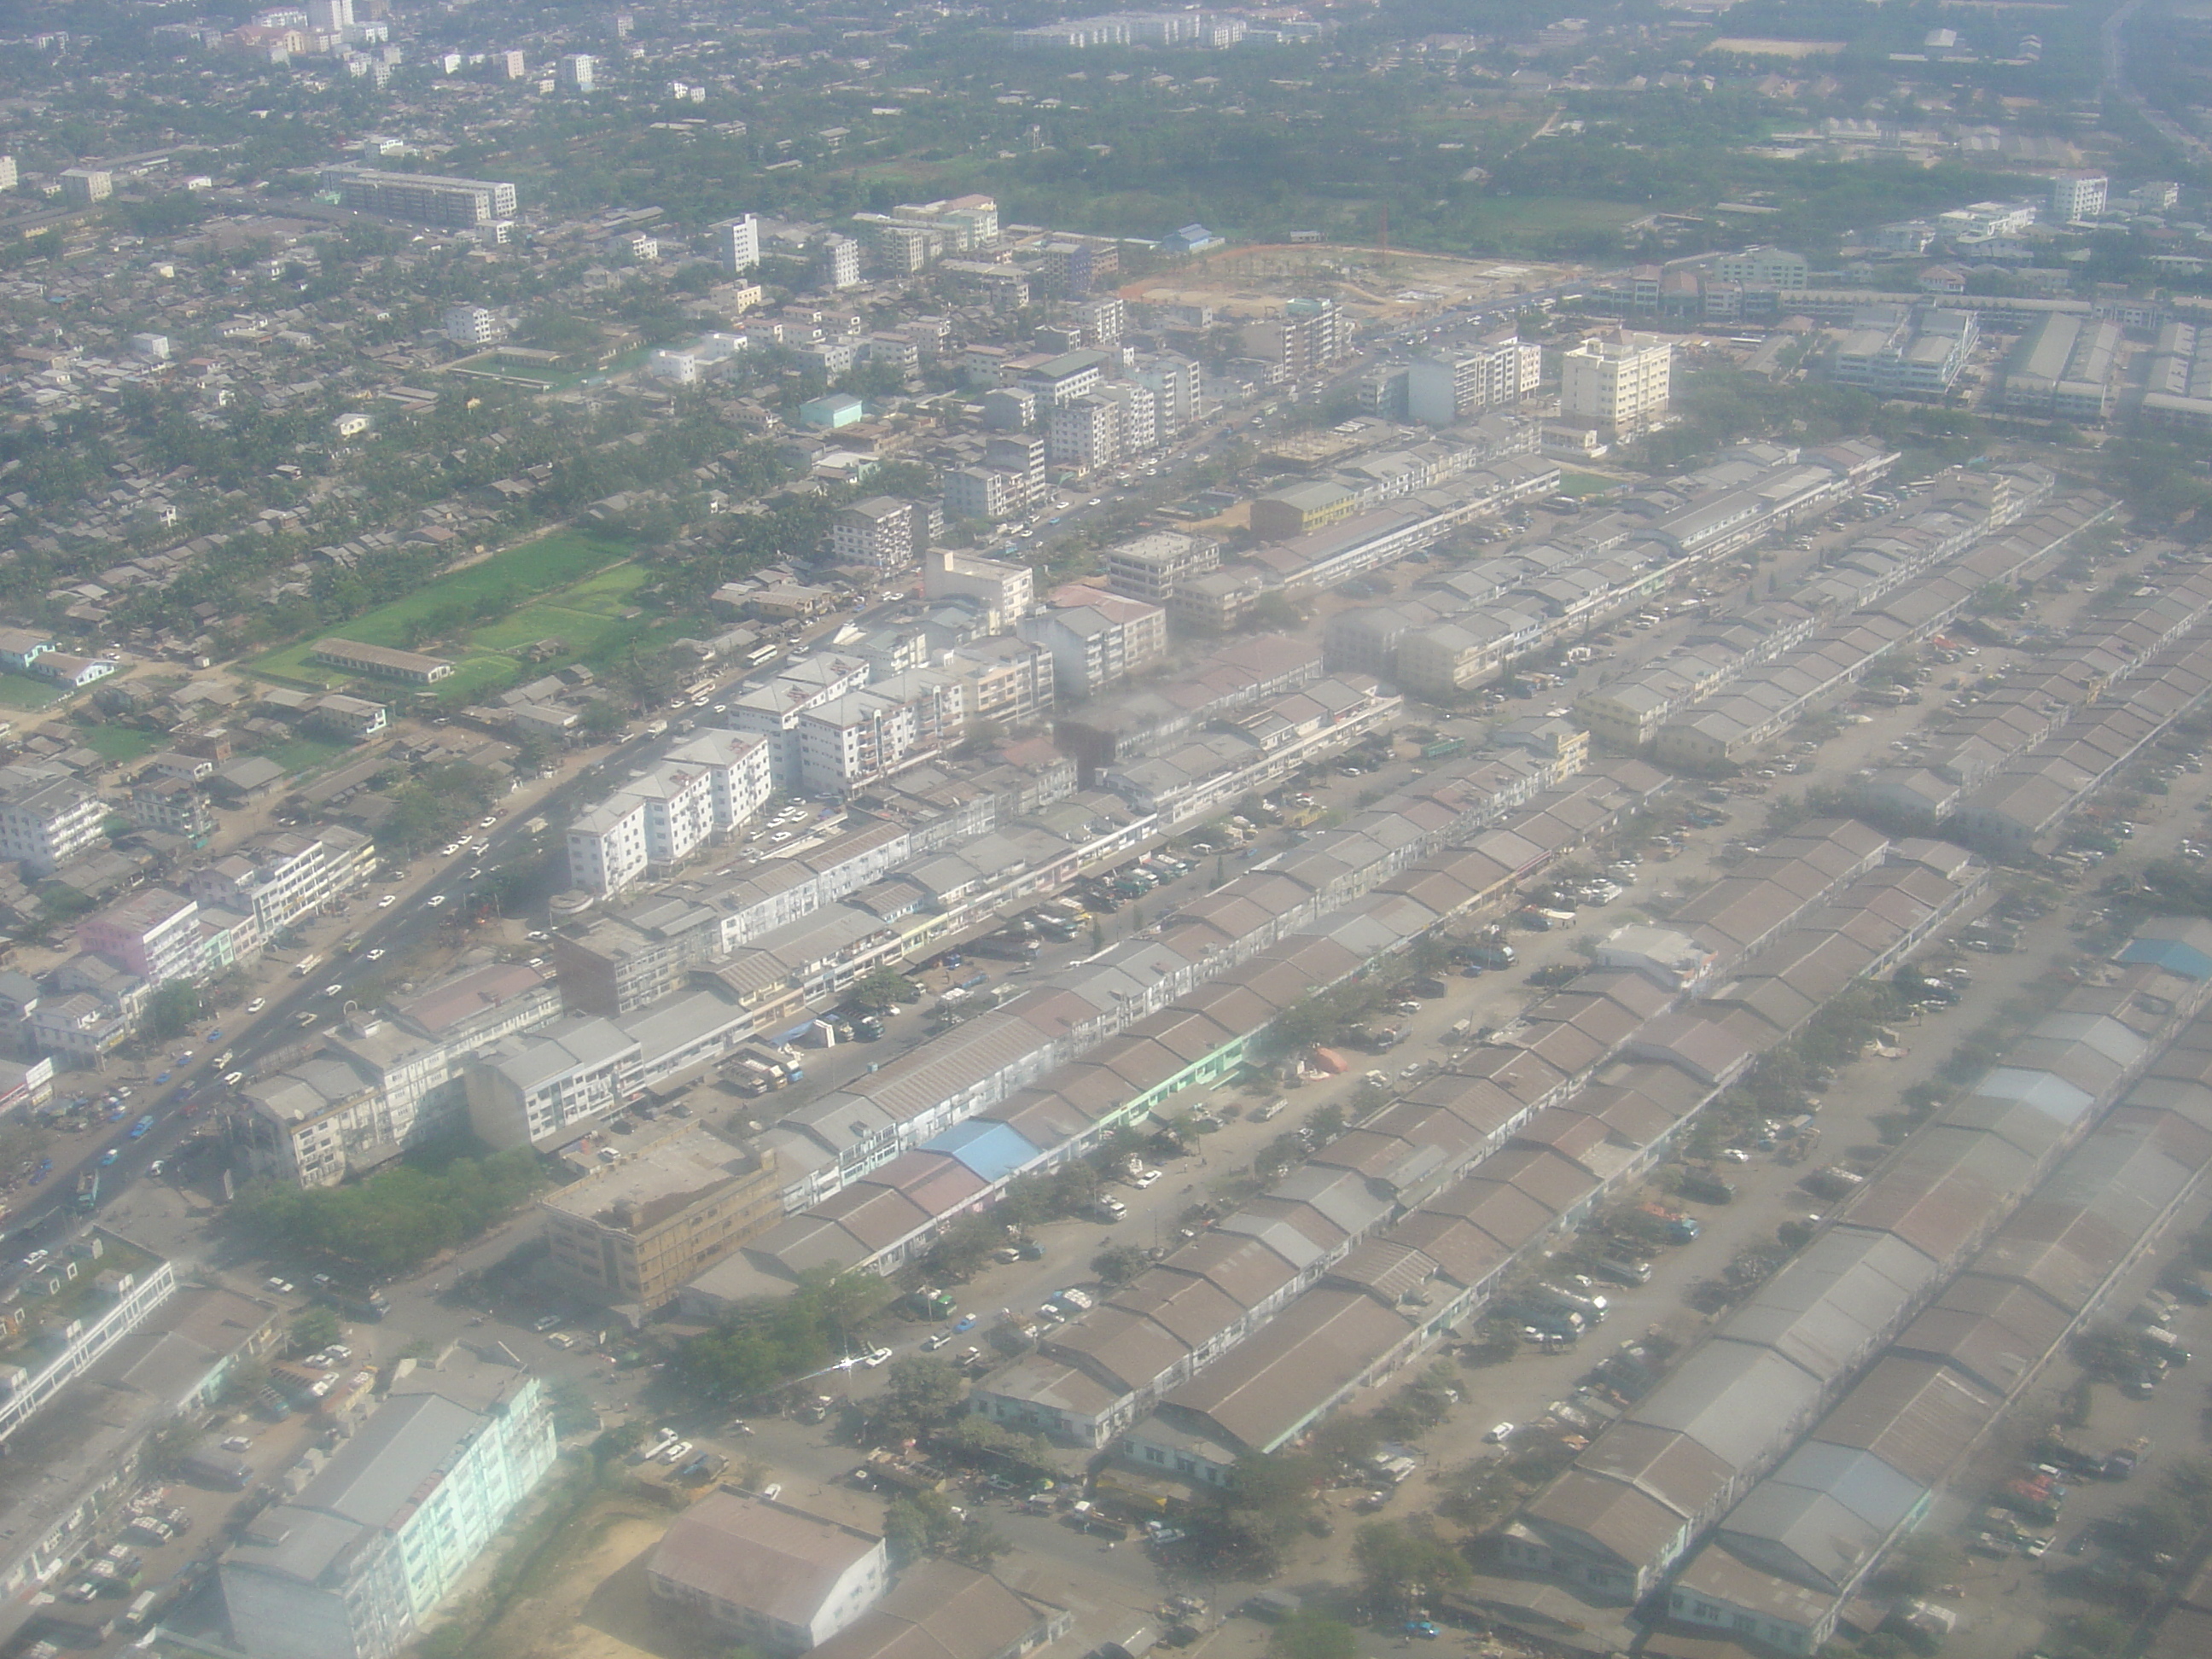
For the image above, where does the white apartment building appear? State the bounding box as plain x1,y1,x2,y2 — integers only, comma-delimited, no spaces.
1017,596,1169,699
1560,332,1674,437
559,52,596,90
466,1017,643,1149
830,498,919,568
221,1368,556,1659
0,767,106,872
719,213,760,272
943,466,1022,524
1130,352,1203,431
187,829,378,939
1048,394,1121,472
795,671,964,794
441,305,501,346
822,234,863,289
1096,381,1160,453
729,657,876,785
923,550,1034,628
1406,333,1541,424
1712,247,1809,289
565,731,774,897
2047,172,2110,222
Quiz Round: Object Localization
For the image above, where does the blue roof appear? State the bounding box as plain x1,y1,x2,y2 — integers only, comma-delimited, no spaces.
924,1118,1039,1183
1176,223,1212,240
2118,935,2212,981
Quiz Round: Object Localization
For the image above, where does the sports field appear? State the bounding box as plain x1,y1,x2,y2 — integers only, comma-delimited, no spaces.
253,532,643,701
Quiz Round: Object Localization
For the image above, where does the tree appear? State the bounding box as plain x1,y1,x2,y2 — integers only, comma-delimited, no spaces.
1271,1614,1357,1659
143,1415,205,1476
580,699,628,739
884,1489,1009,1569
290,1305,342,1354
1353,1519,1470,1615
870,1354,966,1441
144,980,202,1043
849,967,917,1012
1091,1244,1150,1287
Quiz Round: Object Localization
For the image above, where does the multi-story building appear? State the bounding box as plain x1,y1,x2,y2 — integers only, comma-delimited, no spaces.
0,765,107,872
1712,247,1809,290
320,168,518,229
127,773,214,844
923,550,1034,627
441,305,500,346
1095,381,1159,454
466,1017,643,1150
558,52,596,90
1074,295,1126,344
729,657,875,784
495,49,527,78
1018,595,1168,700
1560,332,1674,437
944,466,1022,524
1129,352,1202,432
944,637,1054,728
795,672,965,794
538,1122,783,1308
1240,297,1348,380
1106,531,1222,605
647,1493,888,1651
566,731,774,897
986,434,1048,508
58,168,112,205
1015,349,1106,410
1406,332,1541,424
2046,172,2109,221
1999,313,2122,420
188,828,377,940
719,213,760,273
220,1361,557,1659
1047,393,1121,473
1829,306,1977,399
830,498,923,568
77,888,208,987
821,233,863,290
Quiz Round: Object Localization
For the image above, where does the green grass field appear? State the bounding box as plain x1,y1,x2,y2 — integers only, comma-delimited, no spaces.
73,725,157,763
0,673,62,711
1560,471,1618,498
252,532,643,701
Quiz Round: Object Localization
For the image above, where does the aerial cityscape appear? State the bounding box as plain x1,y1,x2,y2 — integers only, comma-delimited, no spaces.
12,4,2212,1659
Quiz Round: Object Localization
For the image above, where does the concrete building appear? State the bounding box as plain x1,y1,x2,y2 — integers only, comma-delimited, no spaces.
320,168,517,229
188,828,378,940
466,1017,643,1150
1999,314,2122,421
1560,333,1674,436
1406,333,1542,424
719,214,761,273
821,233,863,290
558,52,596,90
538,1122,783,1309
1019,595,1169,700
1713,247,1809,291
923,550,1034,628
831,498,923,569
309,638,454,684
1106,531,1221,606
646,1493,888,1651
1047,393,1121,473
2046,172,2109,222
219,1359,556,1659
76,888,208,987
1829,306,1977,399
566,731,774,898
441,305,501,346
0,766,106,872
58,168,112,205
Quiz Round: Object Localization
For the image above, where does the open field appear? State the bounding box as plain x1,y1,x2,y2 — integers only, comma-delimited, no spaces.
251,532,641,701
458,1494,714,1659
0,672,63,711
1118,241,1581,323
73,725,157,763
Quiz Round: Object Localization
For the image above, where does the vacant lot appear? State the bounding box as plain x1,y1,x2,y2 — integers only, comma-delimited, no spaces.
252,532,642,701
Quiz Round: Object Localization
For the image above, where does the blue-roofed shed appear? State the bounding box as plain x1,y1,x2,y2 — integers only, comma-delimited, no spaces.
925,1118,1041,1183
2118,934,2212,981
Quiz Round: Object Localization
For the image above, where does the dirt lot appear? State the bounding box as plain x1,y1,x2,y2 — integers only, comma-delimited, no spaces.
458,1496,704,1659
1117,244,1575,323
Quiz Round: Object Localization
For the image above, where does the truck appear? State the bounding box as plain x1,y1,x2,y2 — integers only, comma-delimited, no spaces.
74,1170,99,1214
1634,1202,1703,1243
1594,1254,1653,1286
1535,1283,1610,1322
1470,943,1517,969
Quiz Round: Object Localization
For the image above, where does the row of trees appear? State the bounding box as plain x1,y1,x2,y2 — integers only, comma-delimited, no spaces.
677,1267,896,1400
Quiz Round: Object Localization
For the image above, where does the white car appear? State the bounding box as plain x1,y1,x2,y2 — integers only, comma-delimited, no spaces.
364,948,386,962
1485,1422,1516,1444
246,998,266,1014
323,983,344,997
861,1346,894,1369
377,894,396,908
426,894,448,907
266,1277,295,1295
1132,1168,1161,1188
660,1439,693,1464
479,815,499,828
